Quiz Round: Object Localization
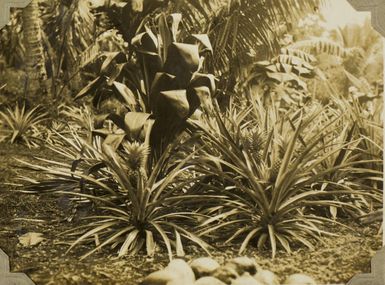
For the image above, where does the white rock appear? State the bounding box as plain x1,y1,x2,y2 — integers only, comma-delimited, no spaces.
166,259,195,282
254,269,280,285
284,273,317,285
141,259,195,285
190,257,220,278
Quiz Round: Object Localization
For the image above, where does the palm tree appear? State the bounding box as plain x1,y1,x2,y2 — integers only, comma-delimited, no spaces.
22,0,47,97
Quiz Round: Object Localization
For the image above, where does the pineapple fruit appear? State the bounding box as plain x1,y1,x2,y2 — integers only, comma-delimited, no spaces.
122,141,150,188
242,128,267,163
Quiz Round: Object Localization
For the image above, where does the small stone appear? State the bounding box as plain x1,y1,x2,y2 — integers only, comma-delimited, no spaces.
225,257,258,275
194,276,227,285
213,266,239,284
284,273,317,285
190,257,220,278
254,269,280,285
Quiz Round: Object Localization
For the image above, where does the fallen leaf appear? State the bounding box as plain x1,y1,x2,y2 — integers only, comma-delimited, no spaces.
18,232,45,247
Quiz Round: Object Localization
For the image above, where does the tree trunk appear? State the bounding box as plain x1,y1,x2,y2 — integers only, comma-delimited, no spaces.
22,0,47,98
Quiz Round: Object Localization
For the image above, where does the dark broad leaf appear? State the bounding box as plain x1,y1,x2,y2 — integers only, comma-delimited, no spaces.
101,52,127,74
157,90,190,119
150,72,177,111
150,72,177,93
189,73,216,95
92,89,104,109
163,43,200,86
124,112,152,141
186,34,213,54
141,54,163,95
112,81,137,109
188,86,210,114
108,113,127,132
131,29,158,55
102,133,126,151
107,63,126,85
74,76,104,100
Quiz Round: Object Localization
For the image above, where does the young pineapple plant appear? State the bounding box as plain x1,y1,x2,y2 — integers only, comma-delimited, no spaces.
0,103,47,148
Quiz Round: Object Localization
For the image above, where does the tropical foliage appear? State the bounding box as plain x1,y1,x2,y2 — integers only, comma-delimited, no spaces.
0,0,382,262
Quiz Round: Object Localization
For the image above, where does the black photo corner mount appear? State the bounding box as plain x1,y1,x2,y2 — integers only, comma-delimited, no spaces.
0,0,384,284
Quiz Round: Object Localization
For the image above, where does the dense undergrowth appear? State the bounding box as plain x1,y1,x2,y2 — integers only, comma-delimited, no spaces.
0,1,383,281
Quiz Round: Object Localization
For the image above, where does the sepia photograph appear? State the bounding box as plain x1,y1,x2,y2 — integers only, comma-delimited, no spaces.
0,0,383,284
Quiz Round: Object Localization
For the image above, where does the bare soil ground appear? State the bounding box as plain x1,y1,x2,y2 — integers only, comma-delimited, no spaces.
0,143,382,285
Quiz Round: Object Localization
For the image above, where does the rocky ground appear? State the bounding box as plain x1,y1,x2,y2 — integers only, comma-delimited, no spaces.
0,143,383,285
